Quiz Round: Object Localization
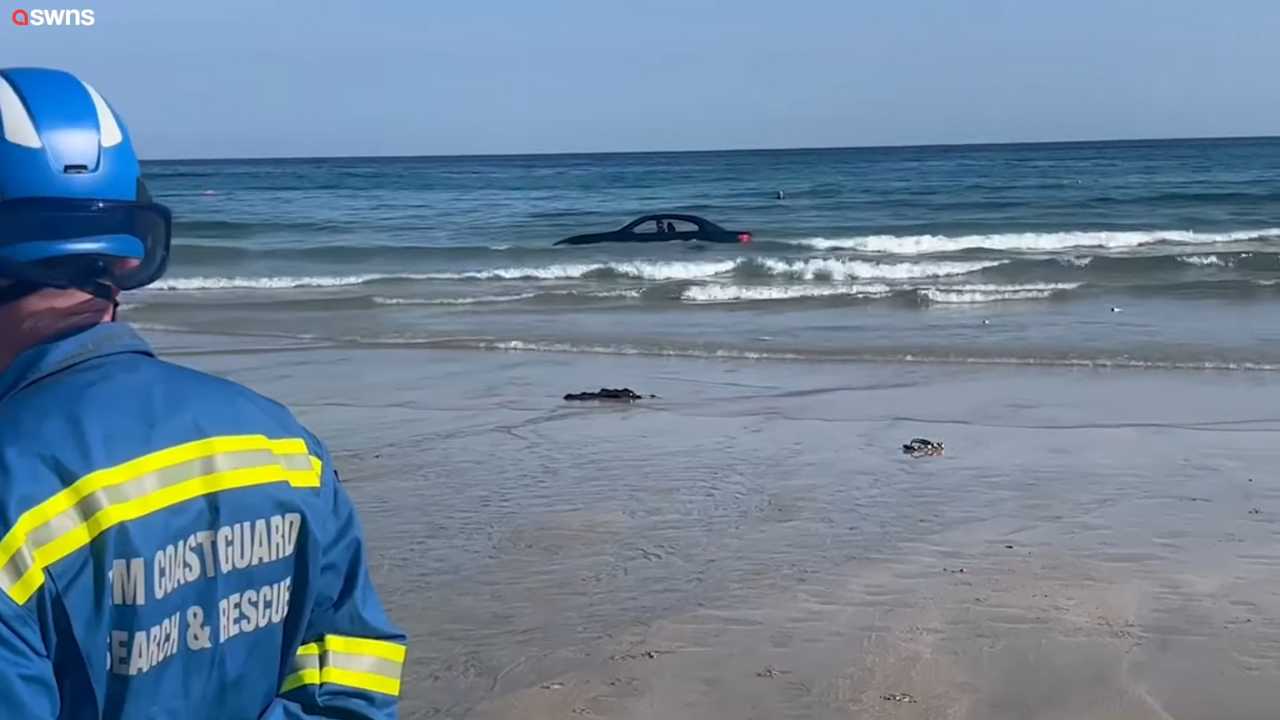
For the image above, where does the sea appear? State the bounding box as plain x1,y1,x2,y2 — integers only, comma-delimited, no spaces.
132,137,1280,370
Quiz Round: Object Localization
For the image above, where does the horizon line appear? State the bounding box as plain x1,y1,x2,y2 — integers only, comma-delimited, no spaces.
141,133,1280,163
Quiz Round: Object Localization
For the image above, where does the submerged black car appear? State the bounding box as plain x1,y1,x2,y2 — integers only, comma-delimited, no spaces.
555,214,752,246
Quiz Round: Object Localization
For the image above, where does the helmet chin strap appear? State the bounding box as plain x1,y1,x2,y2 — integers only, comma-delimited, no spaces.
86,280,121,321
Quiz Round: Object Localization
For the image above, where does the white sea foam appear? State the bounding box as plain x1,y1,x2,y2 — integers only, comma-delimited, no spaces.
581,288,645,298
1176,254,1227,267
784,228,1279,254
372,293,539,305
150,257,995,290
461,339,1279,371
150,274,435,290
372,288,643,305
681,284,893,303
486,340,804,361
1058,256,1094,267
919,282,1081,304
756,258,1001,280
436,260,738,281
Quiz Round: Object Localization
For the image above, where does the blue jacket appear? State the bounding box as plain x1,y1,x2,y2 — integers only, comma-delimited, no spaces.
0,323,406,719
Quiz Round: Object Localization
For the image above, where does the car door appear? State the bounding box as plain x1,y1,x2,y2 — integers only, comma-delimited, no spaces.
623,218,670,242
666,218,701,242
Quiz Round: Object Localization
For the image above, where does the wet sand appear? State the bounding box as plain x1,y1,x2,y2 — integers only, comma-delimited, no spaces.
153,331,1280,719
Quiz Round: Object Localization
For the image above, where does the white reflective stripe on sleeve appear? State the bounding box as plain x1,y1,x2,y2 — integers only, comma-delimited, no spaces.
0,435,322,605
281,636,406,697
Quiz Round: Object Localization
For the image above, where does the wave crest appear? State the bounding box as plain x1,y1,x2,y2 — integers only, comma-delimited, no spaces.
756,257,1001,280
682,284,893,303
918,283,1081,304
149,274,434,290
784,228,1279,254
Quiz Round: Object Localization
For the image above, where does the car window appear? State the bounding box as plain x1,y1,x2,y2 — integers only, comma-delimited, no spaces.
628,219,668,234
663,219,699,232
626,218,701,234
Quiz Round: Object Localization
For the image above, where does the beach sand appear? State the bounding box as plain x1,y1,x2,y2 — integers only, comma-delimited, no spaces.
154,331,1280,719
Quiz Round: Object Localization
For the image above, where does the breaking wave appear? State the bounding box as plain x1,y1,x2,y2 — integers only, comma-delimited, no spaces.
372,293,539,306
148,258,1002,290
783,228,1279,254
1176,254,1227,267
919,283,1082,304
755,258,1002,280
681,284,894,303
371,288,644,305
434,260,739,281
149,274,437,290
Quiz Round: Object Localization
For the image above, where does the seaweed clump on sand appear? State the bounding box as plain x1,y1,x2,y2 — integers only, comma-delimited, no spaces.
564,388,656,402
902,438,944,457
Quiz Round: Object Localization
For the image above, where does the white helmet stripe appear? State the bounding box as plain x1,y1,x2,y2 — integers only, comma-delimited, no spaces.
0,75,43,149
81,81,124,148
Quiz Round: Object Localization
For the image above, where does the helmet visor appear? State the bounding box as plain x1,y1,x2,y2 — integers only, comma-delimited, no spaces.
0,198,171,290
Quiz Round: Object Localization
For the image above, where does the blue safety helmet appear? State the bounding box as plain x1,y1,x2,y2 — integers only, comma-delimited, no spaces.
0,67,170,301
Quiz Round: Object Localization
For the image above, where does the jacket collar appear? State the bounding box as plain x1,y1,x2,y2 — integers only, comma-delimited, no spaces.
0,323,154,403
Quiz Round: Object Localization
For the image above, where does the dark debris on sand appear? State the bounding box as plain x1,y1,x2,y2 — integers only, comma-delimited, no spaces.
564,388,656,402
902,438,944,457
608,649,673,662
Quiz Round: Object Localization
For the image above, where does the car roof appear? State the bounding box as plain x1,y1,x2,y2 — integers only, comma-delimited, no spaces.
625,214,713,226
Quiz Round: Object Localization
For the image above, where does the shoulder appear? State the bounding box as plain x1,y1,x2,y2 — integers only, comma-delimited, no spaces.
5,349,297,428
0,349,329,484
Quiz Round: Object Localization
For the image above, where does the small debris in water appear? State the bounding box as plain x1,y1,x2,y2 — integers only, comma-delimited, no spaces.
903,438,944,458
564,388,655,401
882,693,918,703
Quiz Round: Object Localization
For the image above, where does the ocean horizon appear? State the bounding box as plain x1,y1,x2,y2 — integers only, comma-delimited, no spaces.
142,133,1280,163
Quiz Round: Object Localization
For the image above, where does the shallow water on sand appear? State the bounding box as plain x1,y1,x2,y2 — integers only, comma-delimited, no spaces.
157,332,1280,719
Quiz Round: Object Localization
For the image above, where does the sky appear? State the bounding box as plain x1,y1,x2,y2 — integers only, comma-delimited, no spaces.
3,0,1279,159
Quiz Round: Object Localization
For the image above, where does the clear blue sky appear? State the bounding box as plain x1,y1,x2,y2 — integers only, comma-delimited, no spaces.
5,1,1278,159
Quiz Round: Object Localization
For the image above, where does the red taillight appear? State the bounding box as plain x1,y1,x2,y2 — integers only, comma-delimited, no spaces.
738,233,752,244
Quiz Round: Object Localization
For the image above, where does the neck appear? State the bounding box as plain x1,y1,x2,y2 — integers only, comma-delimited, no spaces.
0,295,114,375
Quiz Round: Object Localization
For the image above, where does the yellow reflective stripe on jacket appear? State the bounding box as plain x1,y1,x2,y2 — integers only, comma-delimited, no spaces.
0,435,322,605
281,635,406,697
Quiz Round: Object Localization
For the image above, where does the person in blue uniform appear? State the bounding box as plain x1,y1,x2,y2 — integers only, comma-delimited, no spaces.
0,67,406,719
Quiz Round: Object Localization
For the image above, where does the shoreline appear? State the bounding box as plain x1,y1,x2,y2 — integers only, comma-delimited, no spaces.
142,327,1280,374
